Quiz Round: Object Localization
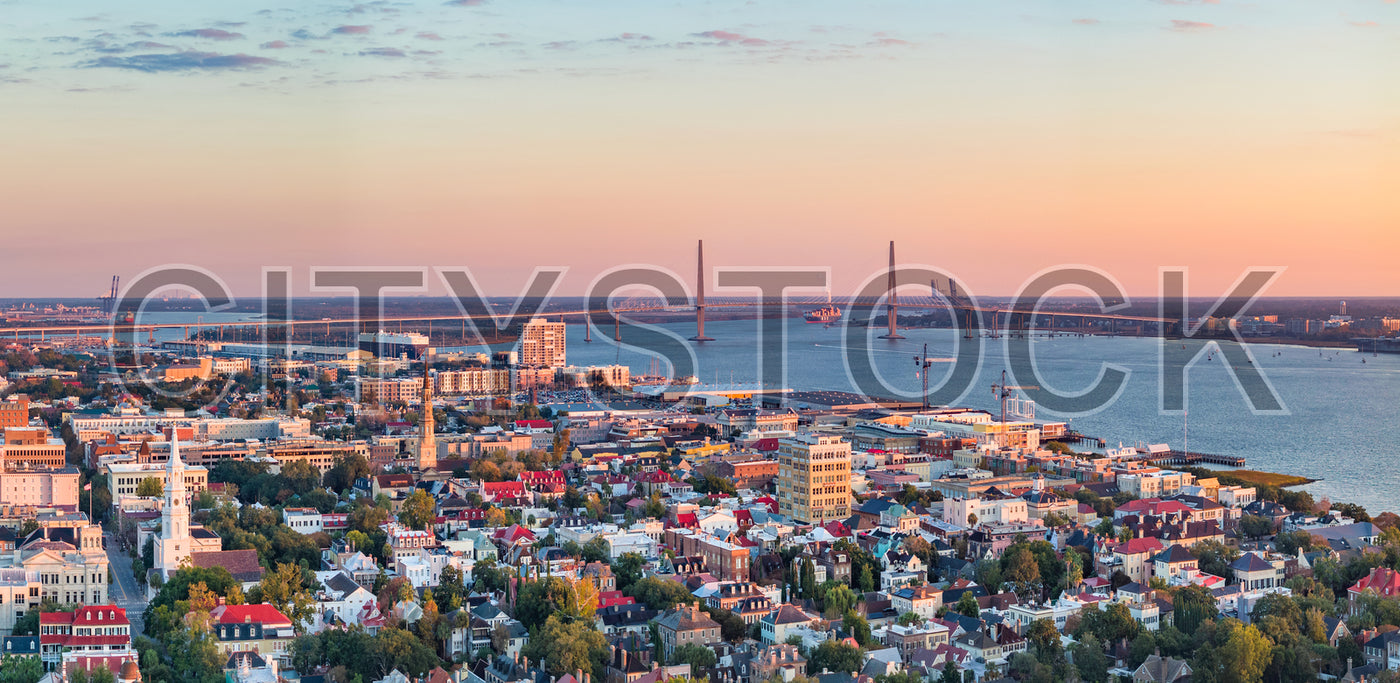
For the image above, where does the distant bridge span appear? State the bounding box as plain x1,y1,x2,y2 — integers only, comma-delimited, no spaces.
0,242,1175,342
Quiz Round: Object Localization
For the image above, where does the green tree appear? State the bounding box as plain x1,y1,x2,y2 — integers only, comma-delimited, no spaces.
956,591,980,618
672,643,717,677
939,662,960,683
398,489,436,531
800,559,817,600
613,552,645,594
1174,584,1220,636
0,654,43,683
844,610,872,647
1071,634,1109,683
258,562,316,634
1192,540,1241,579
1217,621,1272,683
1238,515,1274,540
628,576,698,611
808,640,863,674
136,476,164,497
1026,619,1061,665
520,614,610,680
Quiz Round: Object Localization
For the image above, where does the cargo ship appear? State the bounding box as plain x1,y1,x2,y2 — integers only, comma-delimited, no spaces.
1354,337,1400,354
803,306,841,323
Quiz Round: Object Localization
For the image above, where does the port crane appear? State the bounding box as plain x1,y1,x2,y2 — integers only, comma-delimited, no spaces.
912,343,955,411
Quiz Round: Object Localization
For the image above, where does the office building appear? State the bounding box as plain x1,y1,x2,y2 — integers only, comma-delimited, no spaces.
777,434,852,523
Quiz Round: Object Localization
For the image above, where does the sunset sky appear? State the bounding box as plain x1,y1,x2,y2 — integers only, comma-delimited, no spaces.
1,0,1396,298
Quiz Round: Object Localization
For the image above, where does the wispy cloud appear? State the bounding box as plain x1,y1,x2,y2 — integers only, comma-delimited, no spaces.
416,32,444,41
445,0,487,6
1073,18,1100,26
84,51,278,72
261,40,291,49
692,30,770,47
1349,20,1380,27
359,47,406,58
332,25,373,35
1168,20,1215,31
1154,0,1220,5
169,28,245,41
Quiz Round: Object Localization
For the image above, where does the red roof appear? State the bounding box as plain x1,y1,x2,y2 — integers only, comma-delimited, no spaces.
822,520,852,537
515,420,554,430
596,590,635,609
1113,538,1165,556
492,524,536,543
483,481,526,496
674,513,699,529
211,603,293,627
752,439,780,452
42,606,129,627
753,496,779,514
733,510,754,526
1351,567,1400,597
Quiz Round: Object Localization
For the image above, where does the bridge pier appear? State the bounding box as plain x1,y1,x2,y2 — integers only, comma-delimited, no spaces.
690,239,714,342
878,241,904,339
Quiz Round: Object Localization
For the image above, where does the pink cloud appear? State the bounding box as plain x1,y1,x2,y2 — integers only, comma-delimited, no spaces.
1169,20,1215,31
261,40,290,49
332,25,372,35
1073,18,1100,26
694,30,769,46
445,0,486,6
416,32,444,41
1350,20,1380,27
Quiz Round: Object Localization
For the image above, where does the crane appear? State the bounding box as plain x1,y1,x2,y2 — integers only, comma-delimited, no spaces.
913,343,955,411
991,369,1038,425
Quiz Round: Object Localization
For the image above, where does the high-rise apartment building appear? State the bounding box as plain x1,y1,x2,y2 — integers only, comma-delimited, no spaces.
519,318,566,367
777,434,852,523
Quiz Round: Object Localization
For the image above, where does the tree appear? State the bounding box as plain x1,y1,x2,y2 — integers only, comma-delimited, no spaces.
808,640,863,674
325,453,372,492
672,643,717,677
561,576,600,621
1174,584,1219,636
136,477,164,497
1071,634,1109,683
956,591,980,618
821,582,858,618
0,654,43,683
399,489,436,531
582,536,611,564
939,662,960,683
1238,515,1274,540
800,559,817,600
485,507,510,528
1004,546,1041,601
1217,621,1271,683
844,610,871,647
613,552,645,593
1128,632,1157,669
1026,619,1061,665
259,562,316,634
1192,540,1240,579
628,577,697,611
520,614,609,680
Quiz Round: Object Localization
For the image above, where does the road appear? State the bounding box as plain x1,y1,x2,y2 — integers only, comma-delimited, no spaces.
104,532,147,635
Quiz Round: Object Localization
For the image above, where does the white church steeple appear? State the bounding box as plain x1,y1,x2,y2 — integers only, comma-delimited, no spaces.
154,435,191,575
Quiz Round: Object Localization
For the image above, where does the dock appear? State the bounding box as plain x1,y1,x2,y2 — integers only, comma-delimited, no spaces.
1145,449,1246,467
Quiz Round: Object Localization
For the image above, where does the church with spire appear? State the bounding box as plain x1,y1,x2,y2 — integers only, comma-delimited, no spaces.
417,363,436,471
154,436,191,575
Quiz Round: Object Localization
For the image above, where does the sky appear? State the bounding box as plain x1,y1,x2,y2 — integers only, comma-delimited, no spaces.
0,0,1397,299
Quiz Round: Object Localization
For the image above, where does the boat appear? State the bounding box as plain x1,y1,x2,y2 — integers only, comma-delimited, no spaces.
803,305,841,323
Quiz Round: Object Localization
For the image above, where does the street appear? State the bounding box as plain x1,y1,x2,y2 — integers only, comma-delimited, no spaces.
104,532,147,635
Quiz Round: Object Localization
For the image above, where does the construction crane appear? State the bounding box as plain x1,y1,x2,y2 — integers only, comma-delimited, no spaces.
912,343,955,411
991,369,1038,425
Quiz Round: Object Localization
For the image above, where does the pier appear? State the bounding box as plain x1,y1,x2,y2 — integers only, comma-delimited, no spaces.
1145,449,1246,467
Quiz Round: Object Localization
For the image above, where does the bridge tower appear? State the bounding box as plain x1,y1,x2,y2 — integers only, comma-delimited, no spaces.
690,239,715,342
878,241,904,339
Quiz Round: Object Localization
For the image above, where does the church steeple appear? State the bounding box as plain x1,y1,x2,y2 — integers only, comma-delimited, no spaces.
155,434,191,575
418,359,436,471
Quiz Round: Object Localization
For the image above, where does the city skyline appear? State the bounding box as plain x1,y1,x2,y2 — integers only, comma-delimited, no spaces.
2,0,1397,298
